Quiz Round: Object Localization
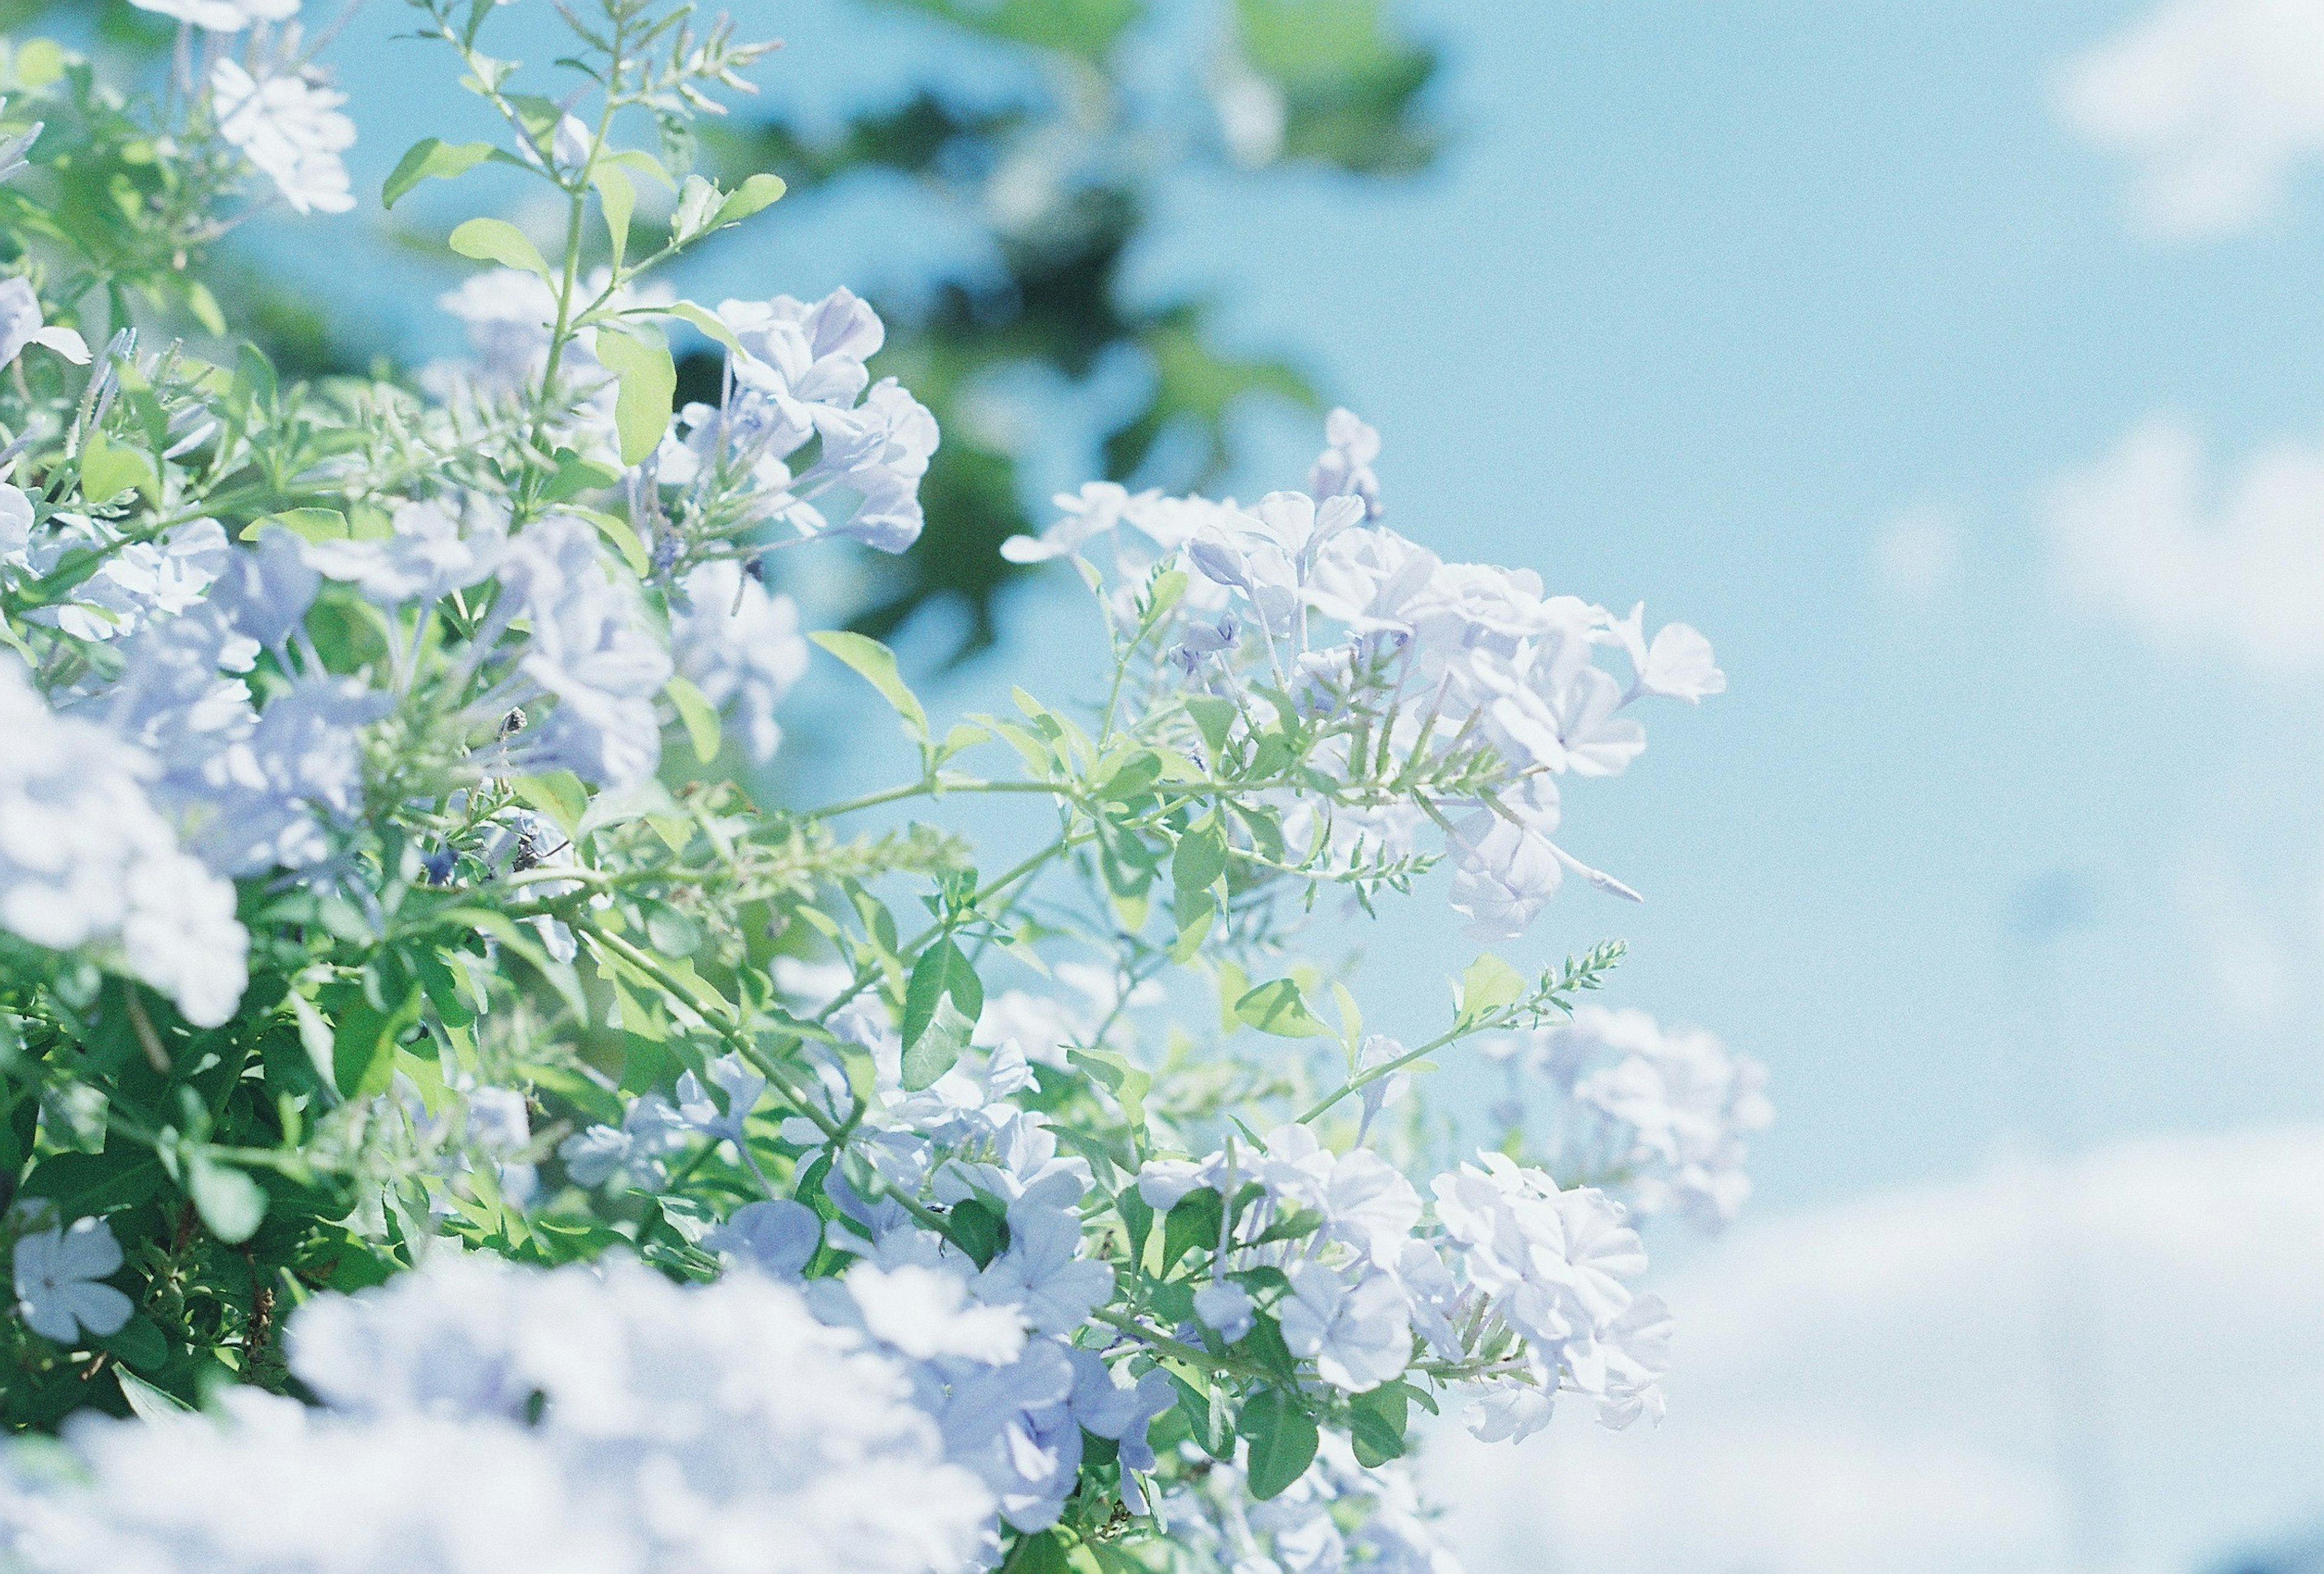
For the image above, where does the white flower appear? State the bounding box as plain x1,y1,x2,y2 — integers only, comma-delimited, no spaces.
210,61,355,216
12,1216,132,1343
16,1254,998,1573
0,660,248,1025
0,277,88,367
1447,812,1562,940
975,1202,1114,1335
672,561,808,763
1613,602,1726,703
131,0,296,31
1308,406,1383,518
300,497,505,606
704,1199,821,1279
1001,481,1162,564
1276,1260,1411,1392
842,1261,1027,1365
1193,1279,1255,1343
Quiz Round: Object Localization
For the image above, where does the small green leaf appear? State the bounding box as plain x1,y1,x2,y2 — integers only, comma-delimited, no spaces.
1172,815,1229,893
78,431,155,503
712,171,787,228
96,1314,168,1374
510,771,588,838
945,1196,1006,1268
384,137,499,209
1171,1372,1237,1460
1348,1381,1411,1466
591,163,635,266
1458,952,1526,1019
665,300,746,357
1235,978,1332,1039
184,280,226,337
1160,1186,1224,1274
665,674,722,764
591,326,677,467
447,216,551,279
901,938,982,1090
186,1154,266,1245
240,507,349,544
1239,1386,1320,1499
114,1365,192,1418
284,990,336,1092
809,630,928,741
1186,693,1238,759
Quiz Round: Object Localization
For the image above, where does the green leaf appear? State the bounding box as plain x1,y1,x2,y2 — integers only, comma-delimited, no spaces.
383,137,499,209
1160,1186,1223,1274
239,507,350,544
284,990,337,1092
1002,1531,1074,1574
901,938,982,1090
19,1150,162,1214
591,326,677,467
510,772,588,838
809,630,928,741
114,1365,192,1418
1239,1386,1320,1499
1172,814,1228,893
665,674,722,765
1066,1045,1150,1130
447,216,550,279
78,431,155,504
1235,978,1332,1039
96,1314,168,1374
186,1154,267,1244
712,171,787,227
1180,697,1236,757
591,163,635,266
1458,953,1526,1019
1348,1380,1410,1466
945,1196,1006,1268
1171,1372,1237,1460
665,300,745,357
1116,1185,1154,1261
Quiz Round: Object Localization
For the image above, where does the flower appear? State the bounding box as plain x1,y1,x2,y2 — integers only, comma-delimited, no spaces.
0,278,88,367
7,1254,999,1573
210,61,355,216
131,0,297,31
1277,1261,1411,1392
12,1216,132,1343
301,498,505,607
705,1199,822,1279
974,1201,1114,1335
1193,1279,1256,1343
671,561,809,763
0,660,248,1025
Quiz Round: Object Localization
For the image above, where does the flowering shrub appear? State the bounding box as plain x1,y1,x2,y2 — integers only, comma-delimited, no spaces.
0,2,1764,1570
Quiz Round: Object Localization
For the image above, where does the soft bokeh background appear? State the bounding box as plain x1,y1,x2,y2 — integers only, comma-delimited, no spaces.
135,0,2324,1567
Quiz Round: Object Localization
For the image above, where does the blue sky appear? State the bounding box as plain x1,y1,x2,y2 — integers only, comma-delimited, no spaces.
306,0,2324,1218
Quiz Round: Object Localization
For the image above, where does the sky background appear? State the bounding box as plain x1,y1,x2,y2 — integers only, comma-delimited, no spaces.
284,1,2324,1568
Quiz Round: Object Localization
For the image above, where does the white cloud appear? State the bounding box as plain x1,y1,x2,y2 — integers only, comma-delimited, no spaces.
2060,0,2324,238
2178,845,2297,1026
1876,505,1962,599
2043,418,2324,674
1424,1126,2324,1574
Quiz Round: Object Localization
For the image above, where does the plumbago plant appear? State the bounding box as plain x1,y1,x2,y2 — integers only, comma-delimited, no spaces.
0,2,1770,1571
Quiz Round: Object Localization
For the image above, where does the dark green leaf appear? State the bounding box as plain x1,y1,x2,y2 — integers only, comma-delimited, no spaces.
1239,1385,1319,1498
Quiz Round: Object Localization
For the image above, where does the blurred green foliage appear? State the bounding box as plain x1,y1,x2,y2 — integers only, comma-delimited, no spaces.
18,0,1442,657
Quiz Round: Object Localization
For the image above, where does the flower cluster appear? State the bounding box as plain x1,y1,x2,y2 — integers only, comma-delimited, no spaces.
1006,409,1726,937
0,1,1758,1569
1485,1005,1774,1230
0,1253,994,1573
